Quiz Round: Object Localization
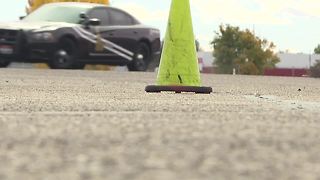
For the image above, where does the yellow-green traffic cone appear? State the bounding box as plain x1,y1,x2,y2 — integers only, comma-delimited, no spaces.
145,0,212,94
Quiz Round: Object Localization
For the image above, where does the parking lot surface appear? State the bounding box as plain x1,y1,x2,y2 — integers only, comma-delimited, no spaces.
1,69,320,180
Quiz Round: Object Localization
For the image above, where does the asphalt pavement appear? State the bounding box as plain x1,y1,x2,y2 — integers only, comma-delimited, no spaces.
0,68,320,180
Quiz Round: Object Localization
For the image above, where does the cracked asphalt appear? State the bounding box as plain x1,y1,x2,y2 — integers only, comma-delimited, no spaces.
0,68,320,180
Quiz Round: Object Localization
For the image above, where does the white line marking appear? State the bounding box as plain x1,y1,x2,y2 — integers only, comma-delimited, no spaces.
73,27,133,61
76,27,134,56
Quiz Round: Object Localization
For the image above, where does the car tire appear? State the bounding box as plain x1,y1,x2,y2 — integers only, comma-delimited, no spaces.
127,42,151,71
49,38,82,69
0,59,10,68
146,55,160,72
73,63,86,69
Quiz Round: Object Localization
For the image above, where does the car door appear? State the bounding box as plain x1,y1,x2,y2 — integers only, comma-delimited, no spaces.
85,7,116,59
106,8,138,51
86,7,136,62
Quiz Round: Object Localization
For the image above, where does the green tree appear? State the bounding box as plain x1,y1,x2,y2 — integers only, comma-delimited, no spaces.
211,25,279,75
314,44,320,54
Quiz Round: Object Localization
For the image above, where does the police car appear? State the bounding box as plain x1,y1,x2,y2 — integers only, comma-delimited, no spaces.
0,2,161,71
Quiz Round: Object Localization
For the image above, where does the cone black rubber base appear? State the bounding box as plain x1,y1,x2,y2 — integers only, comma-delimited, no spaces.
145,85,212,94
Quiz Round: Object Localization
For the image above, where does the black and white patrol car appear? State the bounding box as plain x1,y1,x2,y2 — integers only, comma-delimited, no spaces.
0,2,161,71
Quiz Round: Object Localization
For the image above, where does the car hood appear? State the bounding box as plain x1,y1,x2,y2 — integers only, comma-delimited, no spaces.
0,21,78,32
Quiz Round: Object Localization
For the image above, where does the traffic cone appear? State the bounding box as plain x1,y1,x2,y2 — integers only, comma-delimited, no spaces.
145,0,212,94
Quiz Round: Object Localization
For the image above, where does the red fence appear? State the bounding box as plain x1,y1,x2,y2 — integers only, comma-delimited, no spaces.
264,68,308,77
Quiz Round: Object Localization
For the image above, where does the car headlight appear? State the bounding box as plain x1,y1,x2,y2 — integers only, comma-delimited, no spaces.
32,32,54,41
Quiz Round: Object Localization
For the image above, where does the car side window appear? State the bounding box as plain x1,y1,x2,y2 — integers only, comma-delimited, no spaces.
108,9,134,26
87,8,110,26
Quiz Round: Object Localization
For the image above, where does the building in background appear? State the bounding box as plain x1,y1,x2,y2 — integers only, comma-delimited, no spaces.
264,53,319,77
197,51,320,76
197,51,214,73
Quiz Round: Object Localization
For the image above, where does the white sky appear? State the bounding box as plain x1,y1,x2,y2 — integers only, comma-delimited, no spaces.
1,0,320,53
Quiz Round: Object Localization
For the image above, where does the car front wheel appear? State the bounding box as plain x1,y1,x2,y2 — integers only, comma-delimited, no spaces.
49,38,83,69
127,42,151,71
0,58,10,68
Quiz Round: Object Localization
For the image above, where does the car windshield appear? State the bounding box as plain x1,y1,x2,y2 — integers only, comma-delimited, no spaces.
23,4,91,24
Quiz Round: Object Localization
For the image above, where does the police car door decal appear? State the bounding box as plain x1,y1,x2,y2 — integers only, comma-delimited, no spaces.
94,26,104,52
72,26,134,61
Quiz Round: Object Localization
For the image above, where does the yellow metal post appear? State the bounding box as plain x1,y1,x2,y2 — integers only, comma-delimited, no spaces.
27,0,110,13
